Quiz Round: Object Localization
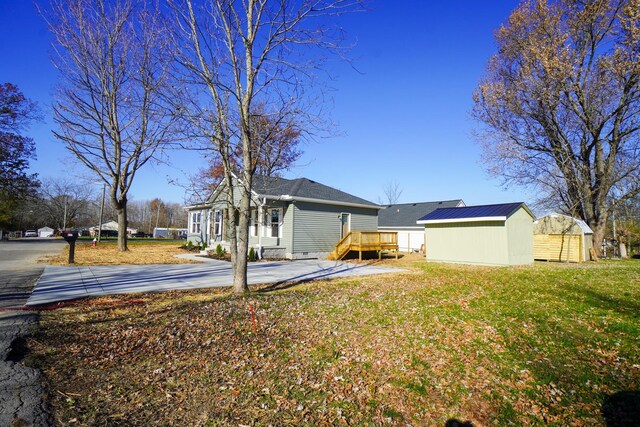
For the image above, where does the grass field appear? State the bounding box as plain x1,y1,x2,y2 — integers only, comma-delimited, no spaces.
40,240,199,265
27,256,640,426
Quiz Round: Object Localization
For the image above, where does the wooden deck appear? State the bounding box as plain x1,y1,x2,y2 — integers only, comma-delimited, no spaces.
328,231,399,261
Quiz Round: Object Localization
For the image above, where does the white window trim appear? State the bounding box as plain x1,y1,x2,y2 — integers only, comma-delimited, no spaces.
265,208,283,238
191,212,202,234
213,209,223,238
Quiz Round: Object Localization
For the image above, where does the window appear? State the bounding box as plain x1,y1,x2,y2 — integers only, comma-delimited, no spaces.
191,212,201,234
269,208,281,238
251,209,258,237
213,209,223,238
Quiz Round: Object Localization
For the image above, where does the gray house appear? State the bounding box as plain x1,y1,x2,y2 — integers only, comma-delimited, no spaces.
186,175,380,259
378,200,465,252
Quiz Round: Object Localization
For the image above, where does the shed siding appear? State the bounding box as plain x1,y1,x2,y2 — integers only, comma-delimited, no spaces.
506,207,534,265
292,202,378,254
584,234,593,261
534,234,582,262
533,215,592,262
425,221,509,265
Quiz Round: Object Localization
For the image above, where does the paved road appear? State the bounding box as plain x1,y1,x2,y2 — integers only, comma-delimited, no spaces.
28,254,402,306
0,238,64,426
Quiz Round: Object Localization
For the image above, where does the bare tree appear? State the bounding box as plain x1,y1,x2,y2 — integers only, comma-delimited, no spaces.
39,177,95,230
189,105,303,203
473,0,640,254
378,181,403,205
43,0,178,251
169,0,362,293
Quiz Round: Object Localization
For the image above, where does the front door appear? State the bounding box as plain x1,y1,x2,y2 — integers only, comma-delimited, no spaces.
340,213,350,238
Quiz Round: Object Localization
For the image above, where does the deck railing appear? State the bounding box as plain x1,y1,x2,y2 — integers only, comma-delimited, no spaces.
329,231,398,260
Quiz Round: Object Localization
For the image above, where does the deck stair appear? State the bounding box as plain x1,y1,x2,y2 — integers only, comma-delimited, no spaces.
328,231,399,261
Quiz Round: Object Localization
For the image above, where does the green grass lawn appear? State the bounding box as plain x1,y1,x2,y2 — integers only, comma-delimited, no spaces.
27,257,640,426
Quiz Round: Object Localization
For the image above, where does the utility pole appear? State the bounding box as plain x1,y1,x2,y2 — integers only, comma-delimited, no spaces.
62,195,68,230
98,183,106,242
154,202,162,238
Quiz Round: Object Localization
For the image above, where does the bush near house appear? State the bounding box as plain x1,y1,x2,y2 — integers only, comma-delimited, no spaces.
28,256,640,425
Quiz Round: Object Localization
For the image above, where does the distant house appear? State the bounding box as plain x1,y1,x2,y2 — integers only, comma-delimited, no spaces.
417,202,534,266
533,214,593,262
37,227,54,238
378,200,465,252
153,227,188,239
186,175,380,259
89,221,138,237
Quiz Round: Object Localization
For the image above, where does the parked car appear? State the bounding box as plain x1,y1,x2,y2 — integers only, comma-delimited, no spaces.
24,230,38,237
132,231,151,238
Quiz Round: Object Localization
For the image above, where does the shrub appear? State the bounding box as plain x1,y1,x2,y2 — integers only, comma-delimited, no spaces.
186,241,194,250
215,244,226,257
202,242,207,251
248,247,257,262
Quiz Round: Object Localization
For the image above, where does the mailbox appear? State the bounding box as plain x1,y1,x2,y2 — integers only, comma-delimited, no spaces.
62,230,79,242
62,229,79,264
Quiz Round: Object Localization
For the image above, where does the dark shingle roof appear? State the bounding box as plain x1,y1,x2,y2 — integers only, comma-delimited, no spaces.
379,200,464,227
252,175,378,208
417,202,530,222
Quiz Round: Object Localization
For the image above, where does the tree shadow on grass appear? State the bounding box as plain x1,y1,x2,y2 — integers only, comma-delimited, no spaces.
569,287,640,318
602,391,640,426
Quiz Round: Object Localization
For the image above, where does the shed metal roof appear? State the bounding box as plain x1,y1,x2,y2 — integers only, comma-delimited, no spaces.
417,202,533,224
379,200,464,227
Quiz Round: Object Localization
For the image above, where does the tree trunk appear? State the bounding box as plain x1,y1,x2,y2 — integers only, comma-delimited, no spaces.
232,177,251,294
115,199,128,252
590,218,607,258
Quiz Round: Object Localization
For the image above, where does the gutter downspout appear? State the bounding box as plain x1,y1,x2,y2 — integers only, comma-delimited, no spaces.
258,198,266,259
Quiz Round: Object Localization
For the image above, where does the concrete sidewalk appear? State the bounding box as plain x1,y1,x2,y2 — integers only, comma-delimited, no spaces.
28,257,401,306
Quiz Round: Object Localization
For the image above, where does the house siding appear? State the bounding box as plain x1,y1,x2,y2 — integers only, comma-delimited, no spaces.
291,202,378,257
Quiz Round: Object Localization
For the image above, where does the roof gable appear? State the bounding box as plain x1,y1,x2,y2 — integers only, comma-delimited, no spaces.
379,200,464,227
417,202,533,223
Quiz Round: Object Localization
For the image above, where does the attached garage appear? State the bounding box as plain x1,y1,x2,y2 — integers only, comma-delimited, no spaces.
533,214,593,262
417,202,534,266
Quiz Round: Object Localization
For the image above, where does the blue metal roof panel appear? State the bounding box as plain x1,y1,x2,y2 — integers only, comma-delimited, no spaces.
418,202,526,222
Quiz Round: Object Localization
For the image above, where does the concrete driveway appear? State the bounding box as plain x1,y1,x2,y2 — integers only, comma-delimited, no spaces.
27,255,402,306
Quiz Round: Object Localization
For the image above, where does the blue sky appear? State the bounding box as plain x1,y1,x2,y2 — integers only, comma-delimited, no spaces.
0,0,530,206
